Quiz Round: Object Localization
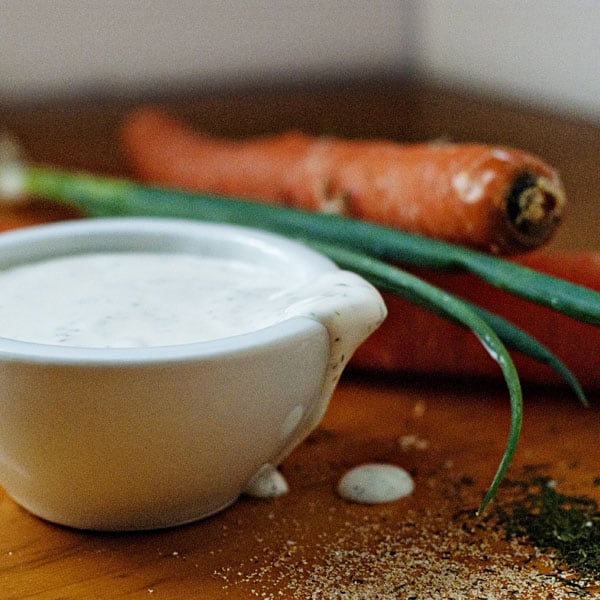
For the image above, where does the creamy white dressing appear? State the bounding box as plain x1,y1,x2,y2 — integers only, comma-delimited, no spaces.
0,252,302,348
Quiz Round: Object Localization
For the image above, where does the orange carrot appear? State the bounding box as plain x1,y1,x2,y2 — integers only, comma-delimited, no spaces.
121,107,566,255
352,251,600,390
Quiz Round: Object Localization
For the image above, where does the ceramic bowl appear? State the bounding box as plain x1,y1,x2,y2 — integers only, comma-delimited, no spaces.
0,217,385,530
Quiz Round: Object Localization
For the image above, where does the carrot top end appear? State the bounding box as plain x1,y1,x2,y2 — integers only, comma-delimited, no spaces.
503,172,565,250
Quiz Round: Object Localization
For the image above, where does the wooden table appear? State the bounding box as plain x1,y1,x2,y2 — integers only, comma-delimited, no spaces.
0,78,599,599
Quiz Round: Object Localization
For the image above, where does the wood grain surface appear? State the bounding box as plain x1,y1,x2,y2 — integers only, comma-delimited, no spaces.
0,78,598,599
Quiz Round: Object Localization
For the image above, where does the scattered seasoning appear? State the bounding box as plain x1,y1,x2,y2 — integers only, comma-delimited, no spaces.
337,463,414,504
493,476,600,590
216,506,590,599
212,447,599,599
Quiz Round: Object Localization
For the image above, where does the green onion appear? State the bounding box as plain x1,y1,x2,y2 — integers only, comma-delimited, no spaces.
459,302,586,406
3,164,588,399
1,161,599,510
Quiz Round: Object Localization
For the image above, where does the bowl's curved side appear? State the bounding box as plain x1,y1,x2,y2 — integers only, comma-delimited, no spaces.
0,317,329,530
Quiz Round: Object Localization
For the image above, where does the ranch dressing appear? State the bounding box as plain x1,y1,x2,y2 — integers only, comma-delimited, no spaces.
0,252,385,355
0,252,300,348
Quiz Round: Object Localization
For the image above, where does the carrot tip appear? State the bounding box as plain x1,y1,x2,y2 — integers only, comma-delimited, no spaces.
505,173,565,246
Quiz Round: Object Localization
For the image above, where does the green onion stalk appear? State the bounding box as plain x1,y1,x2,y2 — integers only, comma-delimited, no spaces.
1,161,599,512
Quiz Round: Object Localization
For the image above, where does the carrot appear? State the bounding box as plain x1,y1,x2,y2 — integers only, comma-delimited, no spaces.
120,107,566,255
353,251,600,390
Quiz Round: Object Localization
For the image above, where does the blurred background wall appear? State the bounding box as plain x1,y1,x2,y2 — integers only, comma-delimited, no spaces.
1,1,599,121
0,1,409,98
416,1,600,121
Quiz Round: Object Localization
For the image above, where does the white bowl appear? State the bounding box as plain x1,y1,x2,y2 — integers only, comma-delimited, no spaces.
0,217,385,530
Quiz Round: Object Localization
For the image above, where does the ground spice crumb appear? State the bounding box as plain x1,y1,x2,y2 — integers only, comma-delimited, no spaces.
411,400,426,418
398,434,430,451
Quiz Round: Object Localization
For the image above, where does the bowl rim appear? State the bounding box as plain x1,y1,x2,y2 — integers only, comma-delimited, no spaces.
0,217,336,365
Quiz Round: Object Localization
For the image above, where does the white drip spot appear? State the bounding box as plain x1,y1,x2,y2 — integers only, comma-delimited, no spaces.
244,464,289,499
337,463,414,505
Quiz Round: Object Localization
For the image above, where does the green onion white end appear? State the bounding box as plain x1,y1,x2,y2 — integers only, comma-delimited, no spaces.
0,136,26,204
